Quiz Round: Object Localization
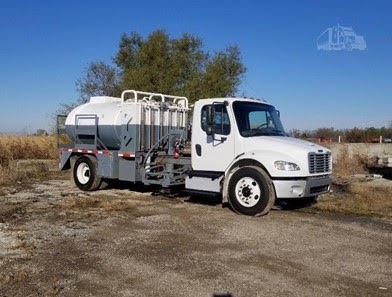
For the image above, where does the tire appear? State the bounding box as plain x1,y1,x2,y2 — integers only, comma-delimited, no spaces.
73,155,102,191
228,166,275,216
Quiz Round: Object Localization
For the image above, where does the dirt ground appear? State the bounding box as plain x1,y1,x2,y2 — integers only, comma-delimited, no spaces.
0,179,391,297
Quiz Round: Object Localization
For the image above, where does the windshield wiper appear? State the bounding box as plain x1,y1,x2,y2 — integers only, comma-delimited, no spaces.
248,128,287,137
268,129,288,136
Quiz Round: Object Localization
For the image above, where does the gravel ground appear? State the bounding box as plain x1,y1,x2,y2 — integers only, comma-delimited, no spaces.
0,180,391,297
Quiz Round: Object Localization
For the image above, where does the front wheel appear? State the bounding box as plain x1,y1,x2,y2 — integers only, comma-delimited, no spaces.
228,166,275,216
73,155,102,191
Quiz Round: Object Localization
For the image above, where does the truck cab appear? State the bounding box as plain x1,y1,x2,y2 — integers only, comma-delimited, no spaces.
186,97,332,216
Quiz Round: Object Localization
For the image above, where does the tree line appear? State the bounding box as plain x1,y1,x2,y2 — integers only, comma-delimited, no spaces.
289,125,392,143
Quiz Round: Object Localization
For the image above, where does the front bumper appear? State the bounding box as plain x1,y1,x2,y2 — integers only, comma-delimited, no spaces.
273,175,332,199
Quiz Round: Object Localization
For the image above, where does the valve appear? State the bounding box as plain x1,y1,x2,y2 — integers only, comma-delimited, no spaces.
173,143,181,159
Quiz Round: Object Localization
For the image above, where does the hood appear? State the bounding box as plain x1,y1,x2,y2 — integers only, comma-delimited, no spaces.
238,136,331,177
240,136,330,162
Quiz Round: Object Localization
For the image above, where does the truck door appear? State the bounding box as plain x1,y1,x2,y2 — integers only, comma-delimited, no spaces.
191,103,235,172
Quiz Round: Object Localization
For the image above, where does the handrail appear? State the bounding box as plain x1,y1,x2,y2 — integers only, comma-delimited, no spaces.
73,114,108,150
173,97,188,109
121,89,188,109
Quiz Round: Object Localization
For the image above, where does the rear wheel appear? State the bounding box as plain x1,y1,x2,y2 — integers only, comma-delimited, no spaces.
73,155,101,191
228,166,275,216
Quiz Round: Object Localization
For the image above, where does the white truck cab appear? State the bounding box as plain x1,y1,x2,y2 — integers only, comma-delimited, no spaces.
186,97,332,216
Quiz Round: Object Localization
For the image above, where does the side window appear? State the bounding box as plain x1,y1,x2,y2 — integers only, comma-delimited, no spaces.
201,106,208,132
201,104,231,135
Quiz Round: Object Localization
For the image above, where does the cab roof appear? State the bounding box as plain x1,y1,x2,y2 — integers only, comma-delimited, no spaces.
195,97,272,106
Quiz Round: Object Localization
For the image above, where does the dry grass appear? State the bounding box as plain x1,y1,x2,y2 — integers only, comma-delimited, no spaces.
315,182,392,217
0,135,57,165
61,196,135,212
0,135,57,186
101,199,135,212
61,196,101,209
333,144,376,177
0,160,54,186
320,144,392,217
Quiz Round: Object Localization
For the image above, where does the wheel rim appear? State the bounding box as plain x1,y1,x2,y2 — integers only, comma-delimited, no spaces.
235,177,261,207
76,162,90,185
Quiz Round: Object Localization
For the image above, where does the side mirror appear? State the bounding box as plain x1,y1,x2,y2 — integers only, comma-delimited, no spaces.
206,105,213,125
276,110,281,118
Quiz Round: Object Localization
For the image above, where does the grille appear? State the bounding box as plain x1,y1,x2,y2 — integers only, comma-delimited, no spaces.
308,153,331,174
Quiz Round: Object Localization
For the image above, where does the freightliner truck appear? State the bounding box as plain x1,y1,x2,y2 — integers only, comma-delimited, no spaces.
58,90,332,216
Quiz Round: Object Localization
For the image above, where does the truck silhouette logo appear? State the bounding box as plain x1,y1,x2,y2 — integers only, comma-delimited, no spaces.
317,25,366,51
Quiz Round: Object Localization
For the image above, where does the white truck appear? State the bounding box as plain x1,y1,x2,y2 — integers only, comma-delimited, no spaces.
317,25,366,51
58,90,332,216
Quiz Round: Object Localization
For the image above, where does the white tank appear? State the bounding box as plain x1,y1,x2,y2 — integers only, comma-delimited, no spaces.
65,96,123,149
65,90,189,151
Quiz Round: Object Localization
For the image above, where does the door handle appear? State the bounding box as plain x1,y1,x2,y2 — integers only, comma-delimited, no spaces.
195,144,202,156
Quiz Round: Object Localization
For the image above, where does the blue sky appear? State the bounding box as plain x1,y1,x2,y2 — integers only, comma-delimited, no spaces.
0,0,391,133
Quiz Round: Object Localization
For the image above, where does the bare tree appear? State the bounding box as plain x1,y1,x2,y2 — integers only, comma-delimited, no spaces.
76,61,120,103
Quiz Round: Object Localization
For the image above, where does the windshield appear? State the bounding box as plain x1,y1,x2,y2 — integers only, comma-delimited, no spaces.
232,101,287,137
317,29,329,46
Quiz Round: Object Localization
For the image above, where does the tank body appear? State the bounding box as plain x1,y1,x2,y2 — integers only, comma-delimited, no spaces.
65,96,123,150
65,95,188,151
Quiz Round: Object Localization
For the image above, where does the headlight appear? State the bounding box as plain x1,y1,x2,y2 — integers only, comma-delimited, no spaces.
274,160,300,171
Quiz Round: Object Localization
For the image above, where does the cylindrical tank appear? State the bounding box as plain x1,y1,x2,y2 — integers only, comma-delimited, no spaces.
65,91,189,151
65,96,123,150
